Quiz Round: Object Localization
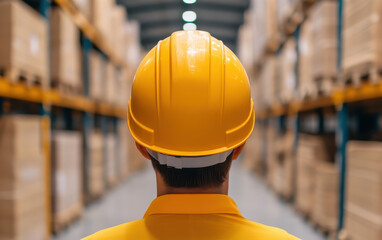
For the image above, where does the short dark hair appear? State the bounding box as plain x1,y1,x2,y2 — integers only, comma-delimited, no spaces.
150,152,233,188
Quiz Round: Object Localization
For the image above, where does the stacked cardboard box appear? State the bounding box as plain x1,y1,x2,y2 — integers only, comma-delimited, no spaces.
311,0,338,93
90,0,114,45
312,162,339,232
106,133,118,187
72,0,90,20
0,0,48,87
125,21,142,75
269,130,294,199
112,6,127,61
298,17,315,99
277,0,302,34
105,62,116,105
266,124,277,186
51,8,82,95
89,131,104,198
252,0,278,64
117,68,129,108
296,134,336,216
127,131,147,174
52,131,83,232
0,115,46,240
242,125,264,175
261,56,277,108
238,13,255,80
345,141,382,240
343,0,382,84
117,121,129,179
278,38,297,104
89,50,106,101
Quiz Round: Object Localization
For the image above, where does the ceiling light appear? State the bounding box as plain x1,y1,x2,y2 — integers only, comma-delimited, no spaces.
183,0,197,4
182,11,197,22
183,23,197,31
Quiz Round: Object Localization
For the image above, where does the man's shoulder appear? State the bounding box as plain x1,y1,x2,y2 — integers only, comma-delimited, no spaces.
238,218,301,240
81,219,146,240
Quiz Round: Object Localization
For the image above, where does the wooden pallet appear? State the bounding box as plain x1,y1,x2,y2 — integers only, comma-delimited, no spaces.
53,203,83,233
341,61,382,88
0,67,47,88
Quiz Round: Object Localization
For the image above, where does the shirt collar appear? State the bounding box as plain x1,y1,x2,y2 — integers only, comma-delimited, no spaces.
144,194,242,217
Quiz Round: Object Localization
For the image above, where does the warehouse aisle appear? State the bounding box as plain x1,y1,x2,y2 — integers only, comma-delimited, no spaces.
53,161,325,240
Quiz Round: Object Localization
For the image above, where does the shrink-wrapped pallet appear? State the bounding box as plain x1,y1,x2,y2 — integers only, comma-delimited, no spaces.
0,0,48,87
52,131,83,232
0,115,46,240
278,38,297,104
298,17,315,99
344,141,382,240
51,8,82,95
90,0,115,44
311,0,338,93
296,134,336,216
312,162,339,232
106,133,118,187
89,131,104,198
89,50,106,101
252,0,278,64
342,0,382,85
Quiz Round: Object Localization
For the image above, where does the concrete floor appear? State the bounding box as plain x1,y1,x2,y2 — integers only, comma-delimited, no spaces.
53,161,326,240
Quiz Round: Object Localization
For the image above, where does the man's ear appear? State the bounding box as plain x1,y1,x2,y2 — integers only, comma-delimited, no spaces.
232,143,245,160
135,142,151,160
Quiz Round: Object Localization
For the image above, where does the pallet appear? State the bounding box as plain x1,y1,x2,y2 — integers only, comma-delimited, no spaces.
341,61,382,88
309,220,337,240
53,203,83,233
0,67,47,88
299,76,336,100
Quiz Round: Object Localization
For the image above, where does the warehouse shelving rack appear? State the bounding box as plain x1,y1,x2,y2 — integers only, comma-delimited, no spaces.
254,0,382,235
0,0,130,235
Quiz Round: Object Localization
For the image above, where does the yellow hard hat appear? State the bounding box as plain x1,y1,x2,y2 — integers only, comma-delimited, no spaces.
127,30,255,157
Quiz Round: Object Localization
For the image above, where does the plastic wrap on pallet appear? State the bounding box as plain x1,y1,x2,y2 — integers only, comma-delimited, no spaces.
51,8,82,95
298,17,315,99
343,0,382,79
278,38,297,104
0,115,47,240
0,0,48,87
311,1,338,80
52,131,83,232
344,141,382,240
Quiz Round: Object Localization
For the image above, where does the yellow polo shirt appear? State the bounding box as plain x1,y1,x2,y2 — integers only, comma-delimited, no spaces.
83,194,301,240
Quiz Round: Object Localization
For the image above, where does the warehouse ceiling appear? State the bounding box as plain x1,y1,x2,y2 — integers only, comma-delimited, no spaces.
116,0,250,52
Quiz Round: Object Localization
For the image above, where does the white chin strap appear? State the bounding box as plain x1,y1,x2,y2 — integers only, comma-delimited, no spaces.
146,149,233,169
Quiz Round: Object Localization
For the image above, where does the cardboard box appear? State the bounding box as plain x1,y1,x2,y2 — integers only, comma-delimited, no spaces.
52,131,83,231
295,134,336,215
106,133,117,187
278,38,297,104
51,8,82,94
90,0,115,45
343,0,382,75
89,131,104,197
72,0,90,19
105,62,116,105
345,141,382,238
112,6,127,60
89,50,106,101
117,120,129,179
0,0,48,86
0,115,46,240
312,162,339,231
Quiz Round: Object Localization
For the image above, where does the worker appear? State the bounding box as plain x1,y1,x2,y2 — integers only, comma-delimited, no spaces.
83,31,300,240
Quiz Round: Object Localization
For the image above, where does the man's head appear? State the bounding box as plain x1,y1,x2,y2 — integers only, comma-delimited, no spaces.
127,31,254,193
